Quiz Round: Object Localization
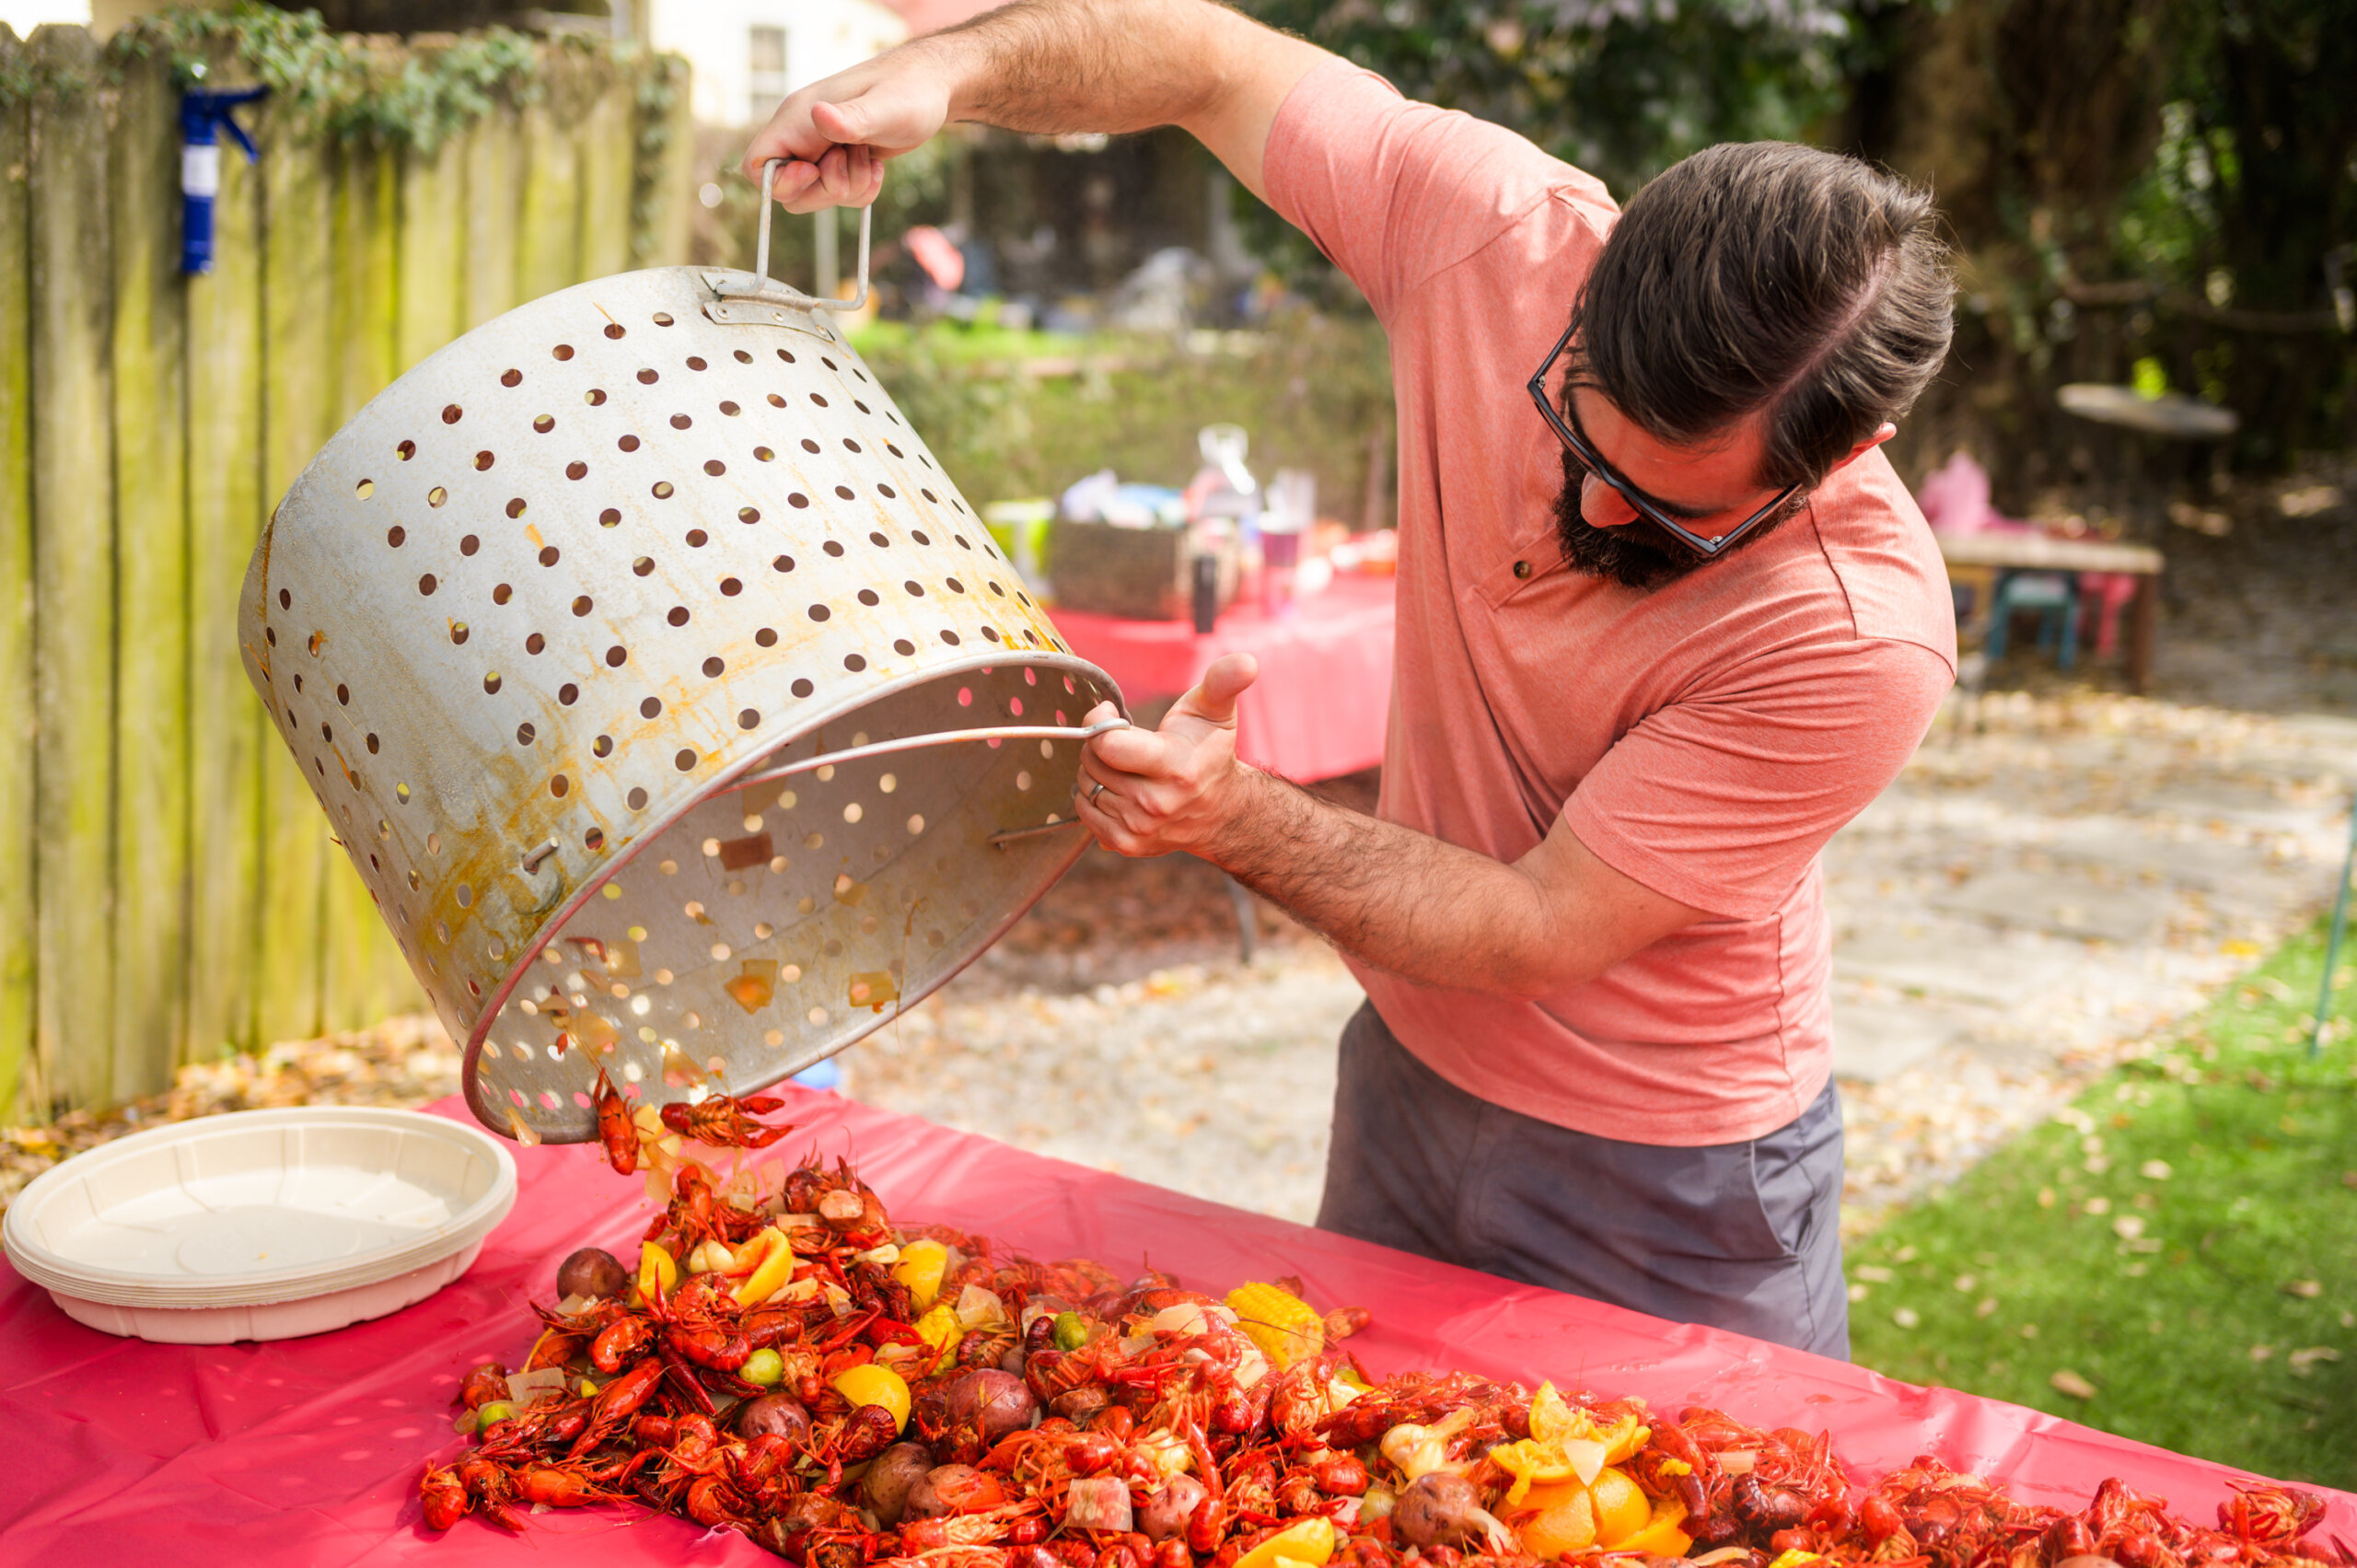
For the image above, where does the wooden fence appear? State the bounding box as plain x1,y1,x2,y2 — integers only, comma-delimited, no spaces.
0,21,695,1122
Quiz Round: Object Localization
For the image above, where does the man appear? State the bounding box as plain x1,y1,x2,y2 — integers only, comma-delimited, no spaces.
746,0,1956,1359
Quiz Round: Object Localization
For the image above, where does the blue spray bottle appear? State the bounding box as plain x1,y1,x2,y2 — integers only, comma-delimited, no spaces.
179,73,266,275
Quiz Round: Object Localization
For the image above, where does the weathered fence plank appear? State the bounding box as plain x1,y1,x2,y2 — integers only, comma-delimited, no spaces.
256,101,337,1047
183,58,267,1063
326,139,418,1032
0,29,38,1118
644,58,697,268
516,57,585,304
462,105,521,330
109,49,191,1095
28,26,118,1109
577,64,635,281
395,134,465,375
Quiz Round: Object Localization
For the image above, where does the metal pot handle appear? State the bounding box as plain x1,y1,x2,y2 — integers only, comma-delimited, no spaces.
753,156,872,312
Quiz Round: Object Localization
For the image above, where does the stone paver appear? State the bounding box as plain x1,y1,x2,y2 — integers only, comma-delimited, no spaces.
842,953,1364,1224
837,692,2357,1236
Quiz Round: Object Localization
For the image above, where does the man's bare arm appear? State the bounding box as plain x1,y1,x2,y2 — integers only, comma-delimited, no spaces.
740,0,1327,211
1075,658,1710,998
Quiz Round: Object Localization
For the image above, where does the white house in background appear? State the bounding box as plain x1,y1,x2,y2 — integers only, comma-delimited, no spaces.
653,0,909,128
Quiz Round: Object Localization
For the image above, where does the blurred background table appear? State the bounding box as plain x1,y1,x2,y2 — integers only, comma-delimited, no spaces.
1050,572,1397,784
1936,532,2165,691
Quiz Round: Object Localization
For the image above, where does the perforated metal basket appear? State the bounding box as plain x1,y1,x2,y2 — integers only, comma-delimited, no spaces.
240,189,1123,1145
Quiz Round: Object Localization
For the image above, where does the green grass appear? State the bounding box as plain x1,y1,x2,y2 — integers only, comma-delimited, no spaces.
849,318,1103,369
1848,917,2357,1490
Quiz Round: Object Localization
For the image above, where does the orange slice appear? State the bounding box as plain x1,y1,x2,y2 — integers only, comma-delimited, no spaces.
1613,1498,1694,1558
1516,1489,1597,1561
1234,1517,1337,1568
1588,1466,1651,1549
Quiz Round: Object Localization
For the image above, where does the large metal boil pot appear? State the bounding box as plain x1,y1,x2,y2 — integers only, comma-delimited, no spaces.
240,181,1123,1144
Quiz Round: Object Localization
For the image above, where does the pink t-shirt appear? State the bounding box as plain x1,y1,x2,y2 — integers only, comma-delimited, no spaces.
1264,63,1957,1145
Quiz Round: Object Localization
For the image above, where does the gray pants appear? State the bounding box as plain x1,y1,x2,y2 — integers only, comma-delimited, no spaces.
1315,1003,1850,1359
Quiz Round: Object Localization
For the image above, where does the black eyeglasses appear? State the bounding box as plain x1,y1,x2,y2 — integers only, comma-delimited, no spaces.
1526,318,1801,558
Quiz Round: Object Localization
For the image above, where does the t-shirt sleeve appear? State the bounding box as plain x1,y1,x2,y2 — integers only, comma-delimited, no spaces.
1559,638,1954,921
1262,59,1613,320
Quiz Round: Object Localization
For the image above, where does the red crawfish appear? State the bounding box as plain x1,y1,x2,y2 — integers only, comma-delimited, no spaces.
2218,1483,2325,1551
420,1464,470,1531
419,1458,521,1533
457,1361,511,1411
659,1091,795,1149
594,1066,636,1176
513,1462,619,1507
565,1356,668,1458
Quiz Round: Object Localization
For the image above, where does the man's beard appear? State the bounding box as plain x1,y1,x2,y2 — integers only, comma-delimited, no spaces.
1550,448,1802,591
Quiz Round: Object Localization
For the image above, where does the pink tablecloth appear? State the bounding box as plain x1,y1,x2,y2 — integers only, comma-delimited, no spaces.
4,1089,2349,1564
1051,573,1396,784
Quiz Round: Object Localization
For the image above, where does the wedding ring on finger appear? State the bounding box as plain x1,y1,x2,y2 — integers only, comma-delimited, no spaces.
1088,780,1108,804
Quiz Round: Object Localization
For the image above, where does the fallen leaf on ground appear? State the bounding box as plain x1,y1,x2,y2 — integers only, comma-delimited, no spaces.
1892,1307,1921,1329
2050,1369,2097,1400
2139,1159,2171,1179
2288,1347,2340,1376
2250,1344,2275,1362
2282,1280,2322,1298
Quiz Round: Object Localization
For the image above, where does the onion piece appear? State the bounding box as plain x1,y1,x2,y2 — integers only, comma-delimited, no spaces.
505,1366,570,1407
1147,1303,1213,1337
1063,1476,1134,1533
1133,1427,1190,1479
957,1284,1009,1330
1717,1450,1758,1475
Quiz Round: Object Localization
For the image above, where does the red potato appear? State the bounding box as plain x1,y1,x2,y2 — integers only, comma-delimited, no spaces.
861,1443,937,1527
555,1247,631,1300
1138,1474,1209,1542
907,1464,1008,1519
1394,1472,1487,1549
736,1394,812,1444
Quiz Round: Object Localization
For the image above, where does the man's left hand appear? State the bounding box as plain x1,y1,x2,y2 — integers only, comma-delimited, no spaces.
1074,653,1261,858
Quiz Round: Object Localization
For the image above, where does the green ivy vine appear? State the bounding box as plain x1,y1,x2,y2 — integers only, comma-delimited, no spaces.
4,4,682,168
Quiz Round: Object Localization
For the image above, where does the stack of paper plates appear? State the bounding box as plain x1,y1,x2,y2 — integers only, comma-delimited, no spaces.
2,1106,517,1343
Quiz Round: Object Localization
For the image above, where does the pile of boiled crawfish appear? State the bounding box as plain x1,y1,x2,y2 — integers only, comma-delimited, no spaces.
421,1081,2350,1568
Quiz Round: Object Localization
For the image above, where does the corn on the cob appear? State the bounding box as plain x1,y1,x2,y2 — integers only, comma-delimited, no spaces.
915,1301,964,1376
1225,1281,1324,1369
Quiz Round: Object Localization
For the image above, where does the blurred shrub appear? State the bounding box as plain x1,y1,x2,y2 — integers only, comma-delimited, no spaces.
857,313,1395,523
1240,0,1866,203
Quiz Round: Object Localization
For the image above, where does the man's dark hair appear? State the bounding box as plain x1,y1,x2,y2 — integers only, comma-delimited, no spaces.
1564,142,1955,494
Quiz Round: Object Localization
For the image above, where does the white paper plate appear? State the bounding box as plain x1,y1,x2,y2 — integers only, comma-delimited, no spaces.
41,1239,494,1343
4,1107,516,1335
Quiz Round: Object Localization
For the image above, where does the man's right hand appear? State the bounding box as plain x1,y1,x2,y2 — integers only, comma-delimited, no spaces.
739,48,957,214
735,0,1329,214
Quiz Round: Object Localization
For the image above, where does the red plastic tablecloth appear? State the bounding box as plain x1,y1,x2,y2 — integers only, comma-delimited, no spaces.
1051,574,1396,783
4,1088,2349,1565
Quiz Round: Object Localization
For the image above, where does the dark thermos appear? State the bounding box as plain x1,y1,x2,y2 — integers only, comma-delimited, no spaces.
1190,553,1219,633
